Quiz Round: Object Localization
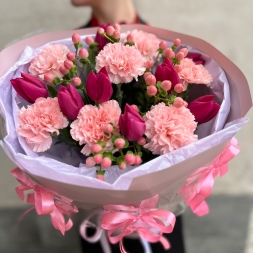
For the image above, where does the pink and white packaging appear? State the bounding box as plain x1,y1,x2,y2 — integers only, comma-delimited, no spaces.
0,25,251,214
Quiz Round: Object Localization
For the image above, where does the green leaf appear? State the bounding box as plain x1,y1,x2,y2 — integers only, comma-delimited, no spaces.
117,156,124,165
137,152,143,157
47,85,58,98
111,136,121,144
123,140,129,149
159,88,167,97
126,150,133,155
53,77,61,85
156,81,162,89
87,47,96,74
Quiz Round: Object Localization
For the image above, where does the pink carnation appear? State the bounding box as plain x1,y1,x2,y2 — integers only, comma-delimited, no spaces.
124,30,160,61
29,44,70,80
95,43,145,84
176,58,213,89
70,100,121,155
17,97,68,152
144,103,198,155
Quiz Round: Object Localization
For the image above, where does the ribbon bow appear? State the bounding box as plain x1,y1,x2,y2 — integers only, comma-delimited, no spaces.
178,137,239,216
101,195,176,253
11,167,78,235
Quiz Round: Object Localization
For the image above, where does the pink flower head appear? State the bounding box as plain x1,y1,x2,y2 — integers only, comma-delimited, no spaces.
125,30,161,61
144,103,198,155
95,43,145,84
29,44,70,80
70,100,121,155
176,58,213,89
17,97,68,152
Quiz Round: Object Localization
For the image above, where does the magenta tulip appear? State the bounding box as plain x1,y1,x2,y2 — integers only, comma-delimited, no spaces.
86,67,113,103
188,95,220,124
95,24,110,51
58,84,84,120
186,53,205,65
119,104,146,141
155,58,181,91
10,73,48,103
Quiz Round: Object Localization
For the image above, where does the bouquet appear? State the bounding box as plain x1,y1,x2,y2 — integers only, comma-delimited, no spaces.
0,24,251,251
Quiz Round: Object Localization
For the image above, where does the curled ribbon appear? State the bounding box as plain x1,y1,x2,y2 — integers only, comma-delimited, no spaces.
11,167,78,235
178,137,240,216
101,195,176,253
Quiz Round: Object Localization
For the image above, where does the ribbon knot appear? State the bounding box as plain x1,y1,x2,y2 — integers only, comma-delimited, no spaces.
11,167,78,235
101,195,176,253
178,137,239,216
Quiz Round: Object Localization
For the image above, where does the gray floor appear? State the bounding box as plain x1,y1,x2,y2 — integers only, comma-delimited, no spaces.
0,0,253,252
0,196,251,253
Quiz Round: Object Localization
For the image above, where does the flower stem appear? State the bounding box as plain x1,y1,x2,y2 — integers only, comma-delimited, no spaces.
116,83,123,108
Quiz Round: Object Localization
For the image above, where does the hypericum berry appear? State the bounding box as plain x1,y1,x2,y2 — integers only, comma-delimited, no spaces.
72,33,81,44
174,38,181,47
98,27,105,35
113,23,121,31
114,138,125,149
131,104,139,111
86,157,96,168
127,33,134,43
176,52,185,61
144,72,151,79
67,52,75,61
118,162,127,170
106,26,115,36
78,48,89,59
101,157,112,169
159,41,167,50
96,174,105,181
59,66,69,75
147,85,157,96
164,48,175,58
145,60,154,69
85,36,94,45
44,73,55,83
103,124,113,133
124,154,135,165
174,83,184,93
91,144,103,153
137,137,146,146
161,80,172,91
180,48,188,57
134,156,142,166
173,97,185,108
64,60,74,70
113,30,120,40
72,77,81,87
145,75,156,86
94,154,103,164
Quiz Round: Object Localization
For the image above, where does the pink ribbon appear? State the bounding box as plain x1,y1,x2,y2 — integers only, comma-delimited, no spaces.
101,195,176,253
11,167,78,235
178,137,240,216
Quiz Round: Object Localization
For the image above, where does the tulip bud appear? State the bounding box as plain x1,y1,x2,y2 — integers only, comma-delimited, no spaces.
86,67,113,103
57,84,84,120
155,58,181,91
188,95,220,124
119,104,146,141
10,73,48,103
95,24,109,51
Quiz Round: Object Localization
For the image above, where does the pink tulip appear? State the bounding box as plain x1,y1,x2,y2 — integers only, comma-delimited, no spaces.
57,84,84,120
155,58,181,91
86,67,113,103
188,95,220,124
10,73,48,103
119,104,146,141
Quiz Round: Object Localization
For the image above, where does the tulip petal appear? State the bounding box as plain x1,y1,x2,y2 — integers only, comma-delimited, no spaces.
119,115,127,136
126,119,146,141
21,73,45,88
11,79,33,103
97,73,113,103
86,71,98,101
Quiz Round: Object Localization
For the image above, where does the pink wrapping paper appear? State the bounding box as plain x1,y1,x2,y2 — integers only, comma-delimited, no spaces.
0,25,251,212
